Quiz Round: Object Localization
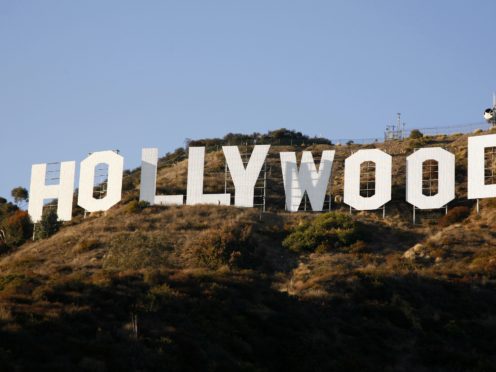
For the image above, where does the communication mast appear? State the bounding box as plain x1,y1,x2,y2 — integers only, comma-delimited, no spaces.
384,113,406,141
483,93,496,127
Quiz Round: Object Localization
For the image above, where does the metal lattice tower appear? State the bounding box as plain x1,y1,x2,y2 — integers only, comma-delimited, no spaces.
384,113,406,141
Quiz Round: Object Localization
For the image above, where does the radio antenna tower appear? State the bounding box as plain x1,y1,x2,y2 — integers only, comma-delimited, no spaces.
384,113,406,141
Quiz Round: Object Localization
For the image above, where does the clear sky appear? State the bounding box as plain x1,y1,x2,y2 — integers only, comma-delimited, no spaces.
1,0,495,200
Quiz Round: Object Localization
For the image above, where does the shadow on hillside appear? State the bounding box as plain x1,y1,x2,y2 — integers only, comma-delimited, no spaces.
0,270,495,372
359,222,425,253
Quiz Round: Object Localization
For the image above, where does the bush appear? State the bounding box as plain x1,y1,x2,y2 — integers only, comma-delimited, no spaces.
37,209,61,239
409,129,423,139
187,221,256,269
124,200,150,214
438,206,470,227
283,212,361,253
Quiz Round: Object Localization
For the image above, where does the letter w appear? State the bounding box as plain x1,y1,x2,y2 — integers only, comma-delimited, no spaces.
280,151,335,212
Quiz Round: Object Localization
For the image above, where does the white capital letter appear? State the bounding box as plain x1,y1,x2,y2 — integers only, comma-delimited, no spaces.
280,150,335,212
186,147,230,205
344,149,391,210
140,148,183,205
223,145,270,207
406,147,455,209
78,150,124,212
28,161,76,222
468,134,496,199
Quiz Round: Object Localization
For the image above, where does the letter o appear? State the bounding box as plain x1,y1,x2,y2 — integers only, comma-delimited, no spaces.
78,150,124,212
344,149,392,210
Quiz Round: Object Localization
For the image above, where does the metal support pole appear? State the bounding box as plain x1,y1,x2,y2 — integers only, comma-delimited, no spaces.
224,162,228,194
263,161,267,213
477,198,480,214
413,205,416,224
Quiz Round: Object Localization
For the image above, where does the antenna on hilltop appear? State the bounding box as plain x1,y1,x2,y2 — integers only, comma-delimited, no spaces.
384,113,406,141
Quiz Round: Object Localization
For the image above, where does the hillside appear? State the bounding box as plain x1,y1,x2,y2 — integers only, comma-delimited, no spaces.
1,130,496,371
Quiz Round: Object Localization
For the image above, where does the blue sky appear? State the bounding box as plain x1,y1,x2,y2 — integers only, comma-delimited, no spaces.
1,0,495,199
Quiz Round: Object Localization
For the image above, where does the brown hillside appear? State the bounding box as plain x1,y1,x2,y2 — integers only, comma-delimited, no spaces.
0,130,495,371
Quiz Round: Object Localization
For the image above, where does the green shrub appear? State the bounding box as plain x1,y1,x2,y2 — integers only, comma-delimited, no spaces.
438,206,470,227
283,212,361,253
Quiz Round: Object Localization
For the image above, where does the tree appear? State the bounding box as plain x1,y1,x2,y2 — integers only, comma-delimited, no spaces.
11,187,28,207
37,209,61,239
409,129,423,139
1,210,32,248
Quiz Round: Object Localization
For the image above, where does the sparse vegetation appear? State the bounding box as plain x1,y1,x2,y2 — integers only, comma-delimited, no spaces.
0,131,495,371
103,233,172,270
123,199,150,214
74,238,100,254
186,220,257,269
438,205,471,227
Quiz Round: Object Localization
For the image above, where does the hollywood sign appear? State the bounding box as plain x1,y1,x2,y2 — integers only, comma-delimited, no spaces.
27,134,496,222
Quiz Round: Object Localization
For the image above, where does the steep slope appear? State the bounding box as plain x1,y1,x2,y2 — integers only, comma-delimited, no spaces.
0,131,495,371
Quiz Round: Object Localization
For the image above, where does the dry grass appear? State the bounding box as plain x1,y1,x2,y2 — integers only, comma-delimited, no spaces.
0,131,495,370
